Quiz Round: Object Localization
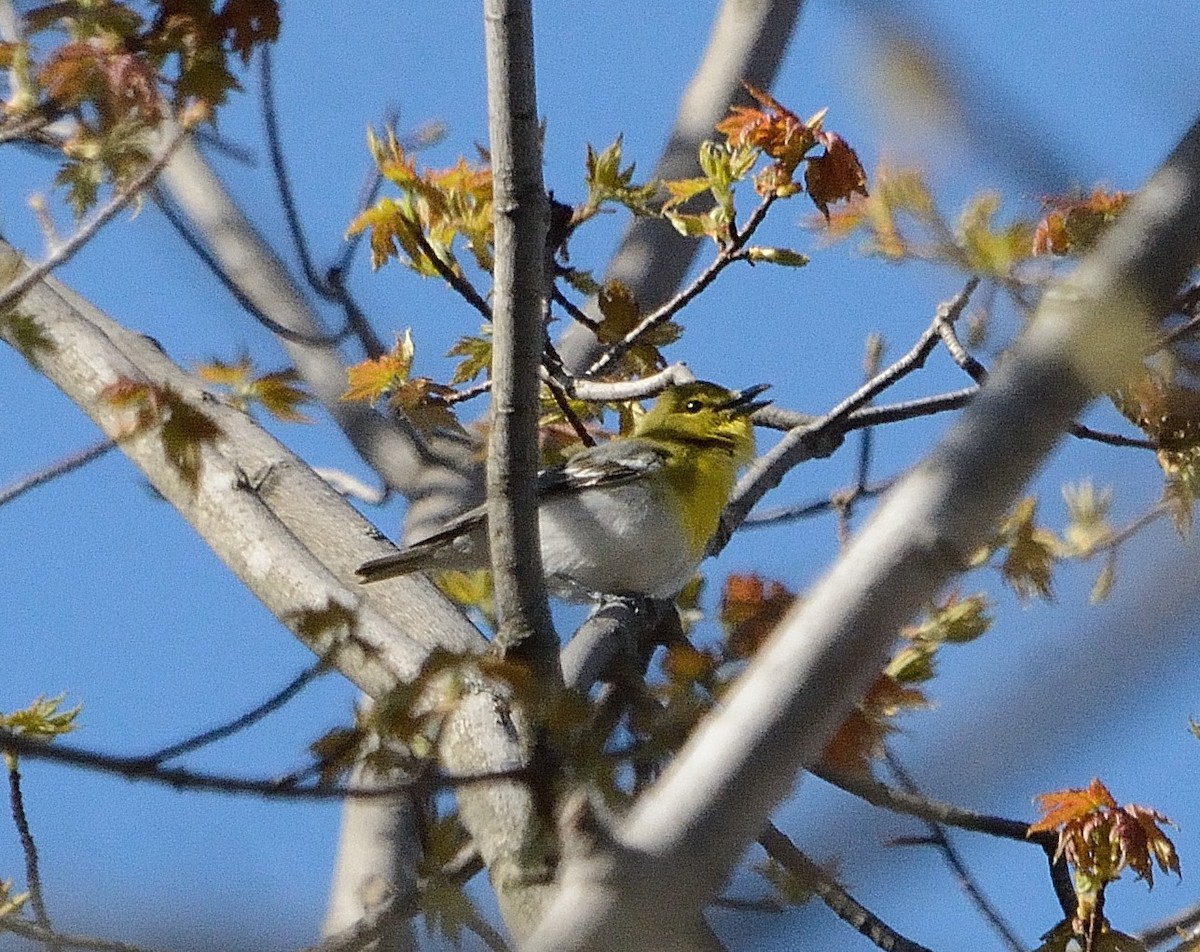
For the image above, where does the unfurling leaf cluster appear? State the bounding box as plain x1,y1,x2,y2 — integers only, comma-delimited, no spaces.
2,1,279,215
0,879,28,921
1030,778,1180,946
348,130,494,275
198,355,312,423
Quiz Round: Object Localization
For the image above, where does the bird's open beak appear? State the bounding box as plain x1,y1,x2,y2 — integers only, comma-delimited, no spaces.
723,383,772,415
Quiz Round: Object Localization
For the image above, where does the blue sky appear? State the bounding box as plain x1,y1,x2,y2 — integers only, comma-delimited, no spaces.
4,2,1200,950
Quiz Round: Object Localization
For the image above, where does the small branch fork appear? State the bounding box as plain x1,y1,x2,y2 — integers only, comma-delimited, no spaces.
584,195,778,378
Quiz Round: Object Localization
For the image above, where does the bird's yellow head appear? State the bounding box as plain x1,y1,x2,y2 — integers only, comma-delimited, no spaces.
633,381,769,468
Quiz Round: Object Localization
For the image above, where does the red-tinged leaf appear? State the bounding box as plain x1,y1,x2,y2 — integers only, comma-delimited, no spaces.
217,0,280,63
805,131,868,218
719,573,794,659
820,675,928,775
1032,188,1131,256
716,83,818,174
1030,778,1119,835
387,377,462,435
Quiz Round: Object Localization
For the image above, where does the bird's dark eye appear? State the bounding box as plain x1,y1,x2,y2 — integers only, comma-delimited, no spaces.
684,399,704,413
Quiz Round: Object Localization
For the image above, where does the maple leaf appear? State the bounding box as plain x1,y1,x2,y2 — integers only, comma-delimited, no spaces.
159,390,224,489
198,356,312,422
594,280,680,374
583,136,660,218
342,331,417,403
819,675,929,774
1030,778,1180,895
447,331,492,385
805,131,868,218
719,572,795,659
996,497,1059,600
1033,188,1131,256
388,377,462,435
716,84,820,182
955,191,1035,277
217,0,281,64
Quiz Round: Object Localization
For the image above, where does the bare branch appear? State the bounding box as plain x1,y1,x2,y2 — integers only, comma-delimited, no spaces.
884,752,1024,952
758,823,934,952
2,919,163,952
8,760,59,952
143,663,326,764
0,438,115,508
482,0,558,669
584,196,776,378
0,730,532,800
0,122,191,314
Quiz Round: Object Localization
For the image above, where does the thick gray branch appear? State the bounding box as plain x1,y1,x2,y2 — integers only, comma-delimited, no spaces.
525,115,1200,951
482,0,557,668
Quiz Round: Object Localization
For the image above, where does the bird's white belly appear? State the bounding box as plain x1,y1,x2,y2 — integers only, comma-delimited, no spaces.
537,482,695,598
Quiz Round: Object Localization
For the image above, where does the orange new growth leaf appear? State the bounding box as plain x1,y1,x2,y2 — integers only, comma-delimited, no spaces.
1030,778,1180,891
819,675,928,775
716,83,819,176
719,572,795,659
1032,188,1130,257
805,131,868,219
342,331,416,403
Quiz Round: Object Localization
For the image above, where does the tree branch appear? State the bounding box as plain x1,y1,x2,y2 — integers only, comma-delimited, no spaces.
482,0,558,670
758,823,934,952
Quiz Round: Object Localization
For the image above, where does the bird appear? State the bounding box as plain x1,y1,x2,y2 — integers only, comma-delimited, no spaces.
356,381,769,599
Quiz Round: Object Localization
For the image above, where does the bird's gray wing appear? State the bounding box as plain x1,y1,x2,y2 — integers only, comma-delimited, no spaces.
537,438,668,495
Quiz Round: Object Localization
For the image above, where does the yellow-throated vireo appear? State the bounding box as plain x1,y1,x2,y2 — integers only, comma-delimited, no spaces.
356,381,769,598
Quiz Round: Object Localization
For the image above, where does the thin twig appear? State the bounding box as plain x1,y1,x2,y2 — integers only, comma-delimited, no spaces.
1137,900,1200,949
885,751,1025,952
8,760,60,952
0,122,193,314
1,919,164,952
142,663,325,763
814,765,1075,919
260,47,332,302
585,195,777,377
260,49,386,358
717,281,980,549
758,822,934,952
400,215,493,322
552,285,601,332
0,731,531,801
0,438,115,509
152,188,349,346
743,480,895,529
